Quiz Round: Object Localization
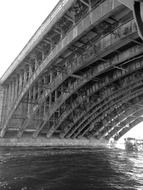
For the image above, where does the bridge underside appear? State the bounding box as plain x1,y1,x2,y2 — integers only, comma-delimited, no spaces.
1,0,143,142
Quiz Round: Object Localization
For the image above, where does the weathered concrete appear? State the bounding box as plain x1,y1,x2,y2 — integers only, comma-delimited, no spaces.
0,138,107,147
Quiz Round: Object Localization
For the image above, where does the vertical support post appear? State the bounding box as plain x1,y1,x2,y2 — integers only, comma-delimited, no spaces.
15,75,19,99
19,72,23,94
34,57,38,70
11,80,15,107
8,82,12,111
24,68,27,85
55,90,58,102
29,64,33,78
0,86,7,126
50,72,53,83
49,94,52,108
28,89,32,116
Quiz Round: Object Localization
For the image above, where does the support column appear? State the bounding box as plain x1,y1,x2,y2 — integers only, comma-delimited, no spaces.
34,57,38,70
0,86,7,125
19,72,23,94
15,75,19,99
29,64,33,78
28,89,32,116
11,80,15,106
49,94,52,108
24,68,27,85
8,82,12,111
55,90,58,102
50,72,53,83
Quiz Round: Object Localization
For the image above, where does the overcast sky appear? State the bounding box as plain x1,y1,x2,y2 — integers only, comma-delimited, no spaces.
0,0,59,78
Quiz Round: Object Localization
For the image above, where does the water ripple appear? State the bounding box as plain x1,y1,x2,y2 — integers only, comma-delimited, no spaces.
0,146,142,189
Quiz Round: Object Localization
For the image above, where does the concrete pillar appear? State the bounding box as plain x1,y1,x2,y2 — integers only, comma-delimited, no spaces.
8,82,12,111
43,102,46,118
2,87,7,118
28,89,32,115
29,64,33,78
35,57,38,70
50,72,53,83
0,85,4,126
55,90,58,102
38,81,41,100
19,73,23,93
49,94,52,107
24,68,27,85
15,75,19,99
11,80,15,105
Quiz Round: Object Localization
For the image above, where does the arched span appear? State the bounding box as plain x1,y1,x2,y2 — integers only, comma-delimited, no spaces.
2,1,143,142
67,85,143,139
114,117,143,141
12,18,139,138
0,0,128,137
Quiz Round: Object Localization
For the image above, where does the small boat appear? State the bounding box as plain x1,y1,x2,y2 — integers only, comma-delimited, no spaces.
124,137,138,151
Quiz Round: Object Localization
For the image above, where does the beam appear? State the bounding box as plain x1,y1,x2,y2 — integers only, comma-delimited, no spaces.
118,0,134,10
64,14,75,23
80,0,90,8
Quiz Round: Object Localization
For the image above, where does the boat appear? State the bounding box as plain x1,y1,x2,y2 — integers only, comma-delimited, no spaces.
124,137,143,151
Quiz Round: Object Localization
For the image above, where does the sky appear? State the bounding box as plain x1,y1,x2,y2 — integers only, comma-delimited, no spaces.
119,122,143,141
0,0,59,78
116,122,143,149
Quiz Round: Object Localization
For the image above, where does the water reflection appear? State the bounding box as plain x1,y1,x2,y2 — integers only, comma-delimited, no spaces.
0,146,142,190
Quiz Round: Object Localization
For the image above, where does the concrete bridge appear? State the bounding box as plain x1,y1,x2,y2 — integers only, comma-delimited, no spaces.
0,0,143,145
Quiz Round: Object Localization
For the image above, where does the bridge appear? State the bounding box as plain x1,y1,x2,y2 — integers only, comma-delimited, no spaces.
0,0,143,146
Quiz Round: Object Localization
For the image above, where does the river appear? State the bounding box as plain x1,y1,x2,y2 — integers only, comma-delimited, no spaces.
0,145,143,190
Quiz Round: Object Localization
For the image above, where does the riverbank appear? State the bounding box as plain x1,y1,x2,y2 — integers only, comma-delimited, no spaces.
0,137,108,147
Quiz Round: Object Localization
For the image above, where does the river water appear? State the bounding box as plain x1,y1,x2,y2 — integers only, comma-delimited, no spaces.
0,145,143,190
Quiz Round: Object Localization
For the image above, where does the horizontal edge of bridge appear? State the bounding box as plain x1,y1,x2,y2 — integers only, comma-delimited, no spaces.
0,0,74,84
0,137,108,147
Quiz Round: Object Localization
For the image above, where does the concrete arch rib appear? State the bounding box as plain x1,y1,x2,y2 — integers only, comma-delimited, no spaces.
67,84,143,139
63,77,143,139
60,69,143,138
82,89,143,139
114,117,143,141
101,102,143,139
83,93,143,140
